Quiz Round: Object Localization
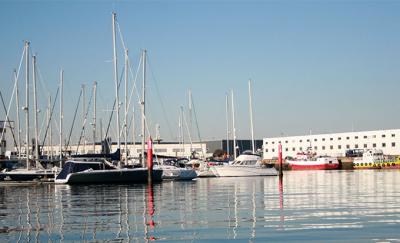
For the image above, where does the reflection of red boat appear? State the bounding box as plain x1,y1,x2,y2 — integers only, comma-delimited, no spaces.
287,151,339,170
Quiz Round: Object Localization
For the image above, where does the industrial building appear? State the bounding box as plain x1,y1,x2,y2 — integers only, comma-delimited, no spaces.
263,129,400,159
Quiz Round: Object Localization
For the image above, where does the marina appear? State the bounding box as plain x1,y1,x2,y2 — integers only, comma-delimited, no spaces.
1,1,400,242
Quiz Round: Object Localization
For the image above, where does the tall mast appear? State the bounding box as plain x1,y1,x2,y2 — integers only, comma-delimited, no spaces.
248,79,255,153
81,84,86,154
124,49,128,162
92,81,97,153
225,93,230,157
14,69,21,160
231,90,237,160
48,95,53,161
24,41,30,169
188,90,192,153
112,12,121,157
180,106,184,157
59,69,64,162
32,55,39,167
141,49,146,167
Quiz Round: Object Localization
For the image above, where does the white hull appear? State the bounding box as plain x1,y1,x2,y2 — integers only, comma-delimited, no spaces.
211,165,277,177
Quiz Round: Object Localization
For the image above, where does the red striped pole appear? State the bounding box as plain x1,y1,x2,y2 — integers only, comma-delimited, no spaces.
278,143,283,176
147,137,153,182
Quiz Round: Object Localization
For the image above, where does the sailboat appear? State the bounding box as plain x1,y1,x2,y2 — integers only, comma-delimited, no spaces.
1,43,58,182
211,81,277,177
55,12,162,184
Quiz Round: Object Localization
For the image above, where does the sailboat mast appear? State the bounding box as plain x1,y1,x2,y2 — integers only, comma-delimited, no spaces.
32,55,40,166
141,50,146,167
231,90,237,160
225,93,230,157
188,90,192,154
112,12,121,155
124,49,128,162
93,81,97,153
24,41,30,169
48,95,53,161
248,79,255,153
81,84,86,154
59,69,64,162
14,70,21,160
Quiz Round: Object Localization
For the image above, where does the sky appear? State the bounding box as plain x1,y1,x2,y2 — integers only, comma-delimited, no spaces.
1,0,400,145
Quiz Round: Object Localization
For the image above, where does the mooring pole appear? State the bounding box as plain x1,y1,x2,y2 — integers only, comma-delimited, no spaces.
278,143,283,176
147,137,153,183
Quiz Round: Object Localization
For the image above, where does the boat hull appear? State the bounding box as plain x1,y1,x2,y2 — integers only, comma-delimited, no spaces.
55,168,163,184
162,169,197,180
211,166,277,177
1,169,56,181
289,163,339,170
353,161,400,169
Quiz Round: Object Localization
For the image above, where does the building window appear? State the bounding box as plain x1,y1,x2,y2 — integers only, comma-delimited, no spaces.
338,137,341,140
392,134,395,138
355,136,358,139
306,139,310,142
392,142,396,147
382,143,386,147
382,134,386,138
314,146,317,150
265,142,268,145
373,143,376,148
278,141,281,144
364,144,367,148
346,137,350,140
272,149,275,152
355,144,358,148
265,149,268,153
364,135,367,139
373,135,376,138
346,144,350,149
292,147,295,151
299,140,302,142
272,141,275,144
322,138,325,141
330,145,333,150
285,140,288,143
314,139,317,142
299,147,302,151
322,146,325,150
330,138,333,141
338,145,341,149
285,148,288,152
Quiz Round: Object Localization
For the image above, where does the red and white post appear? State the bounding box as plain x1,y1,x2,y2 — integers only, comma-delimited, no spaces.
147,137,153,182
278,143,283,176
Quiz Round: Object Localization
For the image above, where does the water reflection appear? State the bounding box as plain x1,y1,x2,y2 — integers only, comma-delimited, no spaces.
0,170,399,241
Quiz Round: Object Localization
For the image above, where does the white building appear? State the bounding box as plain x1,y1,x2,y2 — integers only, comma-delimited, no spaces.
263,129,400,159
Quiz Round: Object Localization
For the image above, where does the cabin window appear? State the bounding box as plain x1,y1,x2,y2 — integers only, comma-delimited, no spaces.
392,142,396,147
382,143,386,148
373,143,376,148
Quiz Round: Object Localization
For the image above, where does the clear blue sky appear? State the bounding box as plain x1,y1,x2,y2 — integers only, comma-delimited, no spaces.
1,0,400,144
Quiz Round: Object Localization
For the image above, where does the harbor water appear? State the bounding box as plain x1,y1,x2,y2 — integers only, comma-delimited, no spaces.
1,170,400,242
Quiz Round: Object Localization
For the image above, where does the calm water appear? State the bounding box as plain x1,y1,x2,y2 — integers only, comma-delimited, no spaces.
0,170,400,242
